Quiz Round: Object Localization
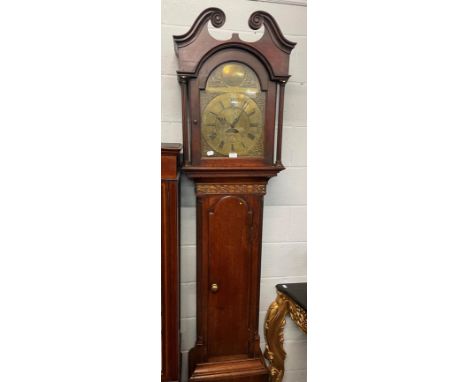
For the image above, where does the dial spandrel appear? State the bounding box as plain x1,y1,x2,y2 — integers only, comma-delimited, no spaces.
201,62,265,158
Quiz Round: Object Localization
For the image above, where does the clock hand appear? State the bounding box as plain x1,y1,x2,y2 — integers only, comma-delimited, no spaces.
232,107,245,127
231,101,249,127
226,117,240,133
231,114,241,128
230,114,246,135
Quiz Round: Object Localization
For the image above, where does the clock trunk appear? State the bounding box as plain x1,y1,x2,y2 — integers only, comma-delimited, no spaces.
188,181,268,382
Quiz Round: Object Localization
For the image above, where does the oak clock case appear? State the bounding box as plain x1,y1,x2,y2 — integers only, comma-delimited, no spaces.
173,8,295,382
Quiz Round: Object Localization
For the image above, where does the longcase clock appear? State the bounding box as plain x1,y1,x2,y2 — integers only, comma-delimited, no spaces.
173,8,295,382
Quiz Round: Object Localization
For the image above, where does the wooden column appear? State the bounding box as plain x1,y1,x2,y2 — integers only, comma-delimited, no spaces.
275,81,286,166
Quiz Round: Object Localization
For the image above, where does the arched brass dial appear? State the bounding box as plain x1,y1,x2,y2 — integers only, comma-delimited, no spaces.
201,92,263,156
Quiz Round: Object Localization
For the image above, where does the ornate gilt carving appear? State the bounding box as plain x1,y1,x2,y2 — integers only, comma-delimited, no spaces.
263,292,289,382
289,301,307,334
264,291,307,382
196,183,266,195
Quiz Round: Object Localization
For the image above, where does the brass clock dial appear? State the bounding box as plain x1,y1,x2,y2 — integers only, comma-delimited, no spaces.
201,92,262,156
200,62,265,158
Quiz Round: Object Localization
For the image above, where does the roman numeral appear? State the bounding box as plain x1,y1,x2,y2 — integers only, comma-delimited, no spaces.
219,140,224,148
248,133,256,140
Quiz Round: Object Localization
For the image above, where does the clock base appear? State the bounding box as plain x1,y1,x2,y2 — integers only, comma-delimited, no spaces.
189,358,269,382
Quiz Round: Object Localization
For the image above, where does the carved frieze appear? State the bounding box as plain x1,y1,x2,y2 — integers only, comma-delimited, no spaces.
196,183,266,195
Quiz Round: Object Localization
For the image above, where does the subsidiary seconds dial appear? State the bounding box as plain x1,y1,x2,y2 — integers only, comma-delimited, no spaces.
201,92,263,156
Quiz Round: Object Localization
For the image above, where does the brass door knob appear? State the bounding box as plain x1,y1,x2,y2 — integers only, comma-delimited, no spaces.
210,283,219,293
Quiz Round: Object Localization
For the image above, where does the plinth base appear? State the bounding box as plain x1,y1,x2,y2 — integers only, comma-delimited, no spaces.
189,358,269,382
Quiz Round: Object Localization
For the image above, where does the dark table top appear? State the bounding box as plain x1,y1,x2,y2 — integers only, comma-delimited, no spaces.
276,282,307,311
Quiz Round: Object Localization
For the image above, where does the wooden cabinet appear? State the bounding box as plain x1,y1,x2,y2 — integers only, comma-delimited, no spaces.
161,143,182,382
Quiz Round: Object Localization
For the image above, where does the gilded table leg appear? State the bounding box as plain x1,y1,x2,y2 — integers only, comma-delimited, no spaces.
264,292,289,382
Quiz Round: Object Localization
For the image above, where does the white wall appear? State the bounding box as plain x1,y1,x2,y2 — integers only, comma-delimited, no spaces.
162,1,307,381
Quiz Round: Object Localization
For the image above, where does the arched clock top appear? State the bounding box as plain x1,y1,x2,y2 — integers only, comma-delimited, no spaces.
197,50,270,91
173,7,295,172
173,8,296,80
195,45,276,87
